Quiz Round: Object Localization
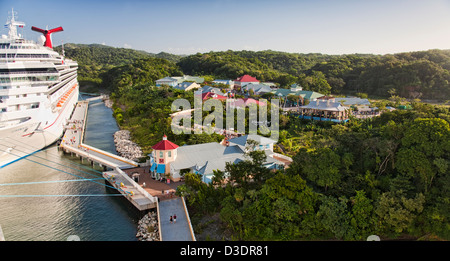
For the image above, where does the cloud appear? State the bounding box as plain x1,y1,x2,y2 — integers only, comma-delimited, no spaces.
123,43,132,49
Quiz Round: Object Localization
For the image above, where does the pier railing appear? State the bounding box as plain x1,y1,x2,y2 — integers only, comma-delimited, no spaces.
80,143,139,168
114,167,158,203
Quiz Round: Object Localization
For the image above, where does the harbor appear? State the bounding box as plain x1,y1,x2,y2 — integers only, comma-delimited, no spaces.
59,98,195,240
59,100,158,211
0,97,139,241
0,97,195,241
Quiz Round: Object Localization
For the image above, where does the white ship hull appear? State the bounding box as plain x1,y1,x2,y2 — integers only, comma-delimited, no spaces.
0,86,78,168
0,10,79,168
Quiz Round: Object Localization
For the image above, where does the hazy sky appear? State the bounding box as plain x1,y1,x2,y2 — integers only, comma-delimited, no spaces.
1,0,449,55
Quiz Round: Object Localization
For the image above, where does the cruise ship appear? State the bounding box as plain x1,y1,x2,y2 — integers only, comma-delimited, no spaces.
0,10,79,168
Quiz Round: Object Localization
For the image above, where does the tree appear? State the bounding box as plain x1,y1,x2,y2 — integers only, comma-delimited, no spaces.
303,147,342,192
350,190,377,239
316,195,354,240
262,173,318,214
301,71,332,94
375,191,425,235
260,173,319,239
211,169,225,186
396,118,450,193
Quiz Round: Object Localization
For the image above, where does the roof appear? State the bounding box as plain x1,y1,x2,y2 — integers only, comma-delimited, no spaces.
152,135,179,150
228,134,276,151
228,98,266,107
174,81,199,91
156,76,178,82
158,75,204,84
273,89,324,100
296,90,324,100
173,75,205,84
244,83,273,93
235,74,259,83
213,79,234,84
300,100,347,112
273,88,296,97
200,86,226,96
171,142,245,171
170,135,282,175
334,97,370,106
202,92,228,100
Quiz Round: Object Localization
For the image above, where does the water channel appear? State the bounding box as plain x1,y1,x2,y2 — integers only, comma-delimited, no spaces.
0,97,138,241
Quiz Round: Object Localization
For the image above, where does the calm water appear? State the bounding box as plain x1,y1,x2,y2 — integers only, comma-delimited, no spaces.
0,98,139,241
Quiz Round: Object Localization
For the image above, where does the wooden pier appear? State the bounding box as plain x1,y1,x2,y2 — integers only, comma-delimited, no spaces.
60,101,158,210
60,99,194,240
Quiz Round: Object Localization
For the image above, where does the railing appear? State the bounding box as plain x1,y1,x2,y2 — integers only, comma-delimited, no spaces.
80,143,139,167
271,152,293,162
114,167,158,204
0,71,58,76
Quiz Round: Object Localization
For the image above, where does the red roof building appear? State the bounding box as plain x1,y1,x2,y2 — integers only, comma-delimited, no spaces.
234,75,259,89
228,98,266,108
152,135,179,150
151,135,179,180
201,92,228,101
235,75,259,83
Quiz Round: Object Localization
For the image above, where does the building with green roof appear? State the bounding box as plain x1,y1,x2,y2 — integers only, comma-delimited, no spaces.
273,88,324,107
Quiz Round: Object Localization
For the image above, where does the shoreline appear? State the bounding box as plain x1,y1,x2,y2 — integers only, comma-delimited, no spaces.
100,95,153,240
113,130,144,162
100,94,144,162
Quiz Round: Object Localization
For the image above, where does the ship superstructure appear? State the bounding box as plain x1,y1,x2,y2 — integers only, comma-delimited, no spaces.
0,9,79,167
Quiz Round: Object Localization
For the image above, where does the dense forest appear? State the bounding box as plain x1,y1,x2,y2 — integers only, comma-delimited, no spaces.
59,44,450,100
112,80,450,240
178,107,449,240
177,49,450,99
59,44,450,240
54,43,182,90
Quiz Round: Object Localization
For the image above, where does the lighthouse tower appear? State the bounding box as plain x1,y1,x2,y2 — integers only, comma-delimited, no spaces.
150,135,178,181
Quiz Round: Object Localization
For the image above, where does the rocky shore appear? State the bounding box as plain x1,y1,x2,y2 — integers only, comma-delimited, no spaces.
103,94,113,108
113,130,143,161
136,211,160,241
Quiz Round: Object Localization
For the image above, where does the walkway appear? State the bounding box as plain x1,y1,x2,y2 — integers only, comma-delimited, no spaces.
60,101,157,210
158,198,195,241
122,166,183,201
61,100,194,239
60,101,138,169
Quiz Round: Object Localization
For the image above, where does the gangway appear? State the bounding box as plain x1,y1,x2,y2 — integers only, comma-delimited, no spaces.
60,100,157,210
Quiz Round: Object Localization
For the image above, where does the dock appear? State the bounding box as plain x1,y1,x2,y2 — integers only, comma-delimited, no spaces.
60,99,195,240
158,198,196,241
60,101,157,210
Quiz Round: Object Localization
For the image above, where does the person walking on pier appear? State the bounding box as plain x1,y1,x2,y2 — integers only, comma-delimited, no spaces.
170,216,173,224
173,214,177,224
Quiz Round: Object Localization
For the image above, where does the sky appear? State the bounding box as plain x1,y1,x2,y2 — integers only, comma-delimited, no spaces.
1,0,449,55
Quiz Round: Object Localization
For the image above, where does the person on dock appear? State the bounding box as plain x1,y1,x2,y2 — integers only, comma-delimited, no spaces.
170,216,173,224
173,214,177,224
